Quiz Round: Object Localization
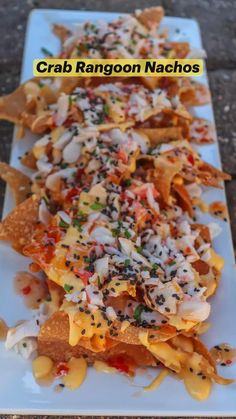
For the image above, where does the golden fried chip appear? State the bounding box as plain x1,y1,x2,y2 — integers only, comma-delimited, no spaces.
135,6,164,30
153,155,183,203
0,195,39,252
136,127,183,145
0,84,26,124
209,201,229,221
38,311,157,365
0,162,32,205
53,24,72,44
20,150,37,170
180,80,211,107
173,183,194,216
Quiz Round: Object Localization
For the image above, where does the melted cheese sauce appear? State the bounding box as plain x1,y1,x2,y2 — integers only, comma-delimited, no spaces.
144,369,169,391
192,197,209,213
208,248,224,271
182,369,211,401
94,360,116,374
32,355,54,386
14,271,48,309
62,357,87,390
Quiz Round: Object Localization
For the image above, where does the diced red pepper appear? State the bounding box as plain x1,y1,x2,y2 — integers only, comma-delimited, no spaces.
74,268,93,285
75,168,85,180
117,148,128,164
187,154,195,165
66,187,81,201
55,362,69,376
108,356,130,374
22,286,31,295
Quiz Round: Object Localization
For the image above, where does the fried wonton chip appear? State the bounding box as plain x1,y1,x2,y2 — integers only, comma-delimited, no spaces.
190,118,216,144
0,78,83,132
0,195,39,252
153,155,183,203
135,6,164,31
197,161,231,188
137,127,183,145
173,183,194,216
209,201,229,221
38,311,157,365
20,150,37,170
0,84,27,124
0,162,32,205
53,24,72,44
179,79,211,107
167,42,190,58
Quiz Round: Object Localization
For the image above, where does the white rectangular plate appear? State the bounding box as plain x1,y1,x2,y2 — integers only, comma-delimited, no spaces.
0,9,236,416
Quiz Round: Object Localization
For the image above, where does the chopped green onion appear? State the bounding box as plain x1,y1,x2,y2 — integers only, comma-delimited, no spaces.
90,202,106,211
124,259,130,267
134,304,145,323
41,47,53,57
59,219,69,229
124,230,132,239
64,284,74,293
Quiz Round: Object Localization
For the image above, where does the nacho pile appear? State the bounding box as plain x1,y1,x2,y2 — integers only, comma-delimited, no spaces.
1,6,233,400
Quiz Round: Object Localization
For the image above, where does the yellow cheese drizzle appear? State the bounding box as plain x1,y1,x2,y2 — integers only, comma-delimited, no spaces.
144,369,169,392
182,369,212,401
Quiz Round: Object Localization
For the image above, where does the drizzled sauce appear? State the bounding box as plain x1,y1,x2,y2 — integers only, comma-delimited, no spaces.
210,343,236,367
14,272,48,309
144,369,168,392
182,369,212,401
32,356,87,390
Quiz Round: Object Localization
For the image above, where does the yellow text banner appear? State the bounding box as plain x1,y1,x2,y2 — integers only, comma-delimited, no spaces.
33,58,203,77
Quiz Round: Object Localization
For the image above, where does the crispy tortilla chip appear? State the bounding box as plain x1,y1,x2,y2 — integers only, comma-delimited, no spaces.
197,162,231,188
190,118,216,144
153,155,183,203
111,320,177,345
38,311,157,365
0,84,27,124
209,201,229,221
137,127,183,145
167,42,190,58
20,150,37,170
191,223,211,243
135,6,164,31
0,162,32,205
53,24,72,44
0,195,39,252
173,183,194,216
179,79,211,107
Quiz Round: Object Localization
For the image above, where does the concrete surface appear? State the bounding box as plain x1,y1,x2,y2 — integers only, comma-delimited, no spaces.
0,0,235,418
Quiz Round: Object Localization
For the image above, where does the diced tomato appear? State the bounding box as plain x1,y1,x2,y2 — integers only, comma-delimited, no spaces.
50,113,57,129
24,226,61,266
22,286,31,295
187,154,195,165
108,356,135,375
75,168,84,180
117,148,128,164
66,187,81,201
29,262,41,273
195,126,205,133
55,362,69,377
185,246,192,255
74,268,93,285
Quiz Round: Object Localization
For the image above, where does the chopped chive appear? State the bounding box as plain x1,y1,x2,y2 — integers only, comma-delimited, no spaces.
41,47,53,57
